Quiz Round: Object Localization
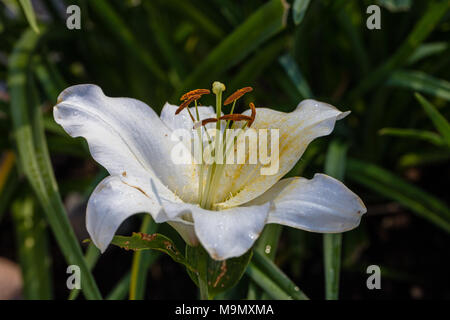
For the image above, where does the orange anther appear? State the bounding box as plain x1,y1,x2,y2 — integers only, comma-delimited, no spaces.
223,87,253,106
193,117,218,129
219,114,253,122
180,89,210,101
248,102,256,127
175,94,201,115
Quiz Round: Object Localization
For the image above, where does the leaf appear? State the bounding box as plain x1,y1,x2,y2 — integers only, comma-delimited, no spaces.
68,243,100,300
110,232,193,271
407,42,449,65
18,0,40,34
386,70,450,101
12,194,52,299
157,0,225,39
323,140,348,300
350,1,450,99
379,128,446,147
186,245,252,298
88,0,166,81
8,28,102,300
230,36,287,91
279,53,313,99
415,93,450,144
292,0,311,25
347,158,450,233
248,224,282,300
246,263,292,300
107,272,131,300
178,0,289,95
248,250,308,300
129,216,159,300
377,0,412,12
399,152,450,167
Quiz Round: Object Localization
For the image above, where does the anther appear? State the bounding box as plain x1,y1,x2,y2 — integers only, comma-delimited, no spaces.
219,114,253,122
193,117,218,129
248,102,256,127
223,87,253,105
180,89,210,101
176,94,201,115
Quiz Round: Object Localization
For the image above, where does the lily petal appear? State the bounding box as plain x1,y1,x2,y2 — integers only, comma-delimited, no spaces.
54,84,198,203
162,202,271,260
216,99,350,209
87,176,168,252
247,174,366,233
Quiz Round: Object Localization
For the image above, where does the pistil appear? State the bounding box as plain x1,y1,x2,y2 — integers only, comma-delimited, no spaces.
177,82,255,210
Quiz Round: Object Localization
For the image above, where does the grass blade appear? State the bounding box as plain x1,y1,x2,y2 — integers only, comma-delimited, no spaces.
178,0,289,95
407,42,448,65
8,28,102,299
279,53,313,99
386,70,450,101
246,263,292,300
157,0,225,39
107,272,131,300
323,140,348,300
12,194,52,299
18,0,40,34
88,0,166,81
378,0,412,12
415,93,450,144
249,250,309,300
379,128,446,147
399,152,450,168
129,215,158,300
68,243,100,300
347,158,450,233
350,1,450,99
230,36,287,91
292,0,311,25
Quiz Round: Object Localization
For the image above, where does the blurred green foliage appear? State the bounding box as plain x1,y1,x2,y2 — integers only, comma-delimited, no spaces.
0,0,449,300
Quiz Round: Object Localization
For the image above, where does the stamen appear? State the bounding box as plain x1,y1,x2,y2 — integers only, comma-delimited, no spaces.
175,94,201,116
193,117,218,129
223,87,253,105
219,114,252,122
248,102,256,127
180,89,210,101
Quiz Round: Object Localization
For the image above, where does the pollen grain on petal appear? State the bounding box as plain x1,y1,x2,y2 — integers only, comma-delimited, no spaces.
223,86,253,105
180,89,210,101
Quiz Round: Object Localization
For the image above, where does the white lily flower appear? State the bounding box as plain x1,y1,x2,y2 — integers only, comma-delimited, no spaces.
54,83,366,260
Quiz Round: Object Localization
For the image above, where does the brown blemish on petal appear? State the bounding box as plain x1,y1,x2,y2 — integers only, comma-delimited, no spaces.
122,180,150,198
122,171,127,177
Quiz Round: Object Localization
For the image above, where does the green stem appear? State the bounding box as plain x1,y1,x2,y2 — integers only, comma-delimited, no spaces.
323,233,342,300
197,247,210,300
129,215,157,300
323,140,348,300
